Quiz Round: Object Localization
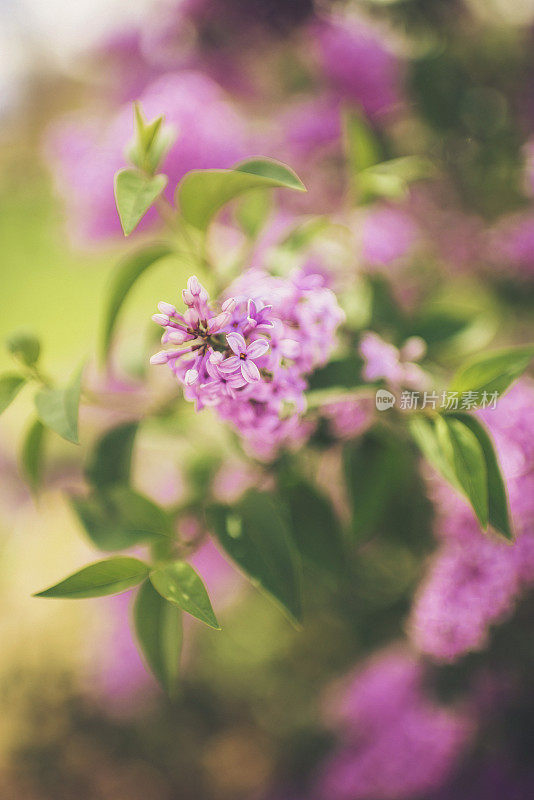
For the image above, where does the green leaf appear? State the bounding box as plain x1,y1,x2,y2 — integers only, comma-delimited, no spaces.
235,189,272,238
359,156,434,203
85,422,138,489
409,415,458,487
6,331,40,366
177,157,306,231
134,579,183,696
35,365,83,444
34,556,149,598
70,486,171,552
343,432,407,540
150,561,220,629
100,242,174,359
208,490,302,624
134,102,163,153
114,168,168,236
449,412,512,539
0,373,26,414
128,102,176,175
281,478,345,578
449,345,534,399
344,109,381,179
436,415,489,528
21,419,46,492
235,158,305,188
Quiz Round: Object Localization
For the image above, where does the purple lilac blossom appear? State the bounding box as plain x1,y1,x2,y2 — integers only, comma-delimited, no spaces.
317,648,473,800
322,396,374,439
409,380,534,662
360,332,427,389
360,205,420,269
46,71,250,243
311,15,403,120
490,212,534,278
280,95,343,160
151,269,344,458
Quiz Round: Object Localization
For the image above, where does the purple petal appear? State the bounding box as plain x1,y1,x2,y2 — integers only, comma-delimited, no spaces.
246,339,270,360
218,355,241,374
281,338,300,359
184,368,199,385
241,359,261,383
226,332,247,355
247,299,257,317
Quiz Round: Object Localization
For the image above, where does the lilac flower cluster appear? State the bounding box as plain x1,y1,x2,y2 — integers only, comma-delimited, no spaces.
409,380,534,662
151,268,344,457
316,648,472,800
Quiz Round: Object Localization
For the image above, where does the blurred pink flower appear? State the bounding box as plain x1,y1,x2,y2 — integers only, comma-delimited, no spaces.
46,71,251,243
409,380,534,662
90,591,154,714
361,205,420,268
318,648,472,800
322,397,374,439
360,332,427,389
490,212,534,278
311,16,403,119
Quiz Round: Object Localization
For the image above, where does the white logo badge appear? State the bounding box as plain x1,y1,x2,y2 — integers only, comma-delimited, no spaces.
375,389,396,411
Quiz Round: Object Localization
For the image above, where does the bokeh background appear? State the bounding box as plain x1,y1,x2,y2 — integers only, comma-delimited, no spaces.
1,1,534,798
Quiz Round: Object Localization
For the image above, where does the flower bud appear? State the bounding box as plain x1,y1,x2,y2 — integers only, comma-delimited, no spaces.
158,301,176,317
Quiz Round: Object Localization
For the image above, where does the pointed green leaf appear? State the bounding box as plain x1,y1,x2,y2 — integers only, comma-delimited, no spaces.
449,412,513,539
114,168,168,236
343,432,407,540
150,561,219,629
281,478,345,578
35,366,83,444
100,242,174,359
235,158,305,188
208,490,302,625
437,415,489,528
411,414,489,528
235,189,272,238
409,415,458,488
449,345,534,399
134,579,182,696
0,374,26,414
359,156,434,203
70,486,171,552
128,102,176,175
85,422,138,489
133,102,163,153
21,419,46,492
177,158,306,231
35,556,148,598
344,109,381,181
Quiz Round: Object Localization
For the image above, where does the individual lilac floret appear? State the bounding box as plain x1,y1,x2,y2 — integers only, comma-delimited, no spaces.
151,266,344,458
409,380,534,662
220,333,270,383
